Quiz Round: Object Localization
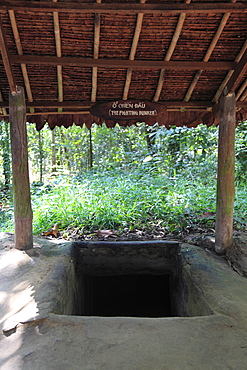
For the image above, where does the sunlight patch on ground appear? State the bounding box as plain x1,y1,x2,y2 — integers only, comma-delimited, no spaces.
1,282,39,331
0,249,33,276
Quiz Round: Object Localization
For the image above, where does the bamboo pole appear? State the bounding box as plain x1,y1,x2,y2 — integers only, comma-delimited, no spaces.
153,0,190,102
122,0,146,100
91,0,102,103
215,89,235,254
8,10,34,105
9,86,33,250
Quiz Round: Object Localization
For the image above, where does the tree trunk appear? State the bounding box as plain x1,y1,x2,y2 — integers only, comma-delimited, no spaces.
9,86,33,250
145,124,157,154
38,130,43,183
215,89,235,254
3,120,11,189
51,128,56,173
88,128,93,168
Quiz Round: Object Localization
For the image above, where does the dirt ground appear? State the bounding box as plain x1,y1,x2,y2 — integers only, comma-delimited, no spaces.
0,231,247,369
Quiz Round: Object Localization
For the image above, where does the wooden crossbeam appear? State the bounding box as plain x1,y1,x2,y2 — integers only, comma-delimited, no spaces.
0,101,247,116
1,100,247,109
7,55,236,70
0,100,213,109
1,1,247,14
0,15,16,94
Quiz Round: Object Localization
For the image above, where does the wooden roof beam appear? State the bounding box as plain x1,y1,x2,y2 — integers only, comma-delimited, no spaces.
1,100,247,110
122,0,146,100
1,102,247,117
7,55,236,70
153,0,191,102
0,90,7,115
91,66,98,102
239,87,247,101
0,15,16,94
213,40,247,103
184,1,236,102
1,1,247,15
91,0,102,103
53,0,63,112
226,48,247,93
236,78,247,100
8,9,34,110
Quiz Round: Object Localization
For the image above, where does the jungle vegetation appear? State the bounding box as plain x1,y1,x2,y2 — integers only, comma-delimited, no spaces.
0,120,247,237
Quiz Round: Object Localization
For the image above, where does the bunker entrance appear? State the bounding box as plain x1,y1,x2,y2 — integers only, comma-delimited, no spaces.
76,274,172,317
71,241,213,318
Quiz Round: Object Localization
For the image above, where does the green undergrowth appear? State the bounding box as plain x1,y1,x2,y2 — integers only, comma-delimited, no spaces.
31,169,218,236
1,169,247,236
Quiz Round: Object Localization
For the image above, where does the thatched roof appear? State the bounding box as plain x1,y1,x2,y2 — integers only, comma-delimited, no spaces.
0,0,247,130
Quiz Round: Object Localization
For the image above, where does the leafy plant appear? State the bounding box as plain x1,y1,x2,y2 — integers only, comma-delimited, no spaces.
1,120,247,235
30,170,218,235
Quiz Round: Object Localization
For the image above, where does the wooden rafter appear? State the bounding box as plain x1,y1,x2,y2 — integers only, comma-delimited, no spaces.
213,40,247,102
1,1,247,14
8,10,33,108
0,1,246,119
91,0,102,103
184,0,237,102
239,87,247,101
236,78,247,100
53,0,63,111
0,15,16,94
227,48,247,93
122,0,146,101
6,55,236,70
153,0,191,103
0,90,7,115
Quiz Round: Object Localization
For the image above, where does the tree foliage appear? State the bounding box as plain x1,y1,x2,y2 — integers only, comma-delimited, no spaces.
0,119,247,234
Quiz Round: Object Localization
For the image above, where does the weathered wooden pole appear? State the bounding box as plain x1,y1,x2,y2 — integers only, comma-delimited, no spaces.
215,89,235,254
9,86,33,250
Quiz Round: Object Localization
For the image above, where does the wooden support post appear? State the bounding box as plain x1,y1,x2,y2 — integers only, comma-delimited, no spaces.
9,86,33,250
215,89,235,254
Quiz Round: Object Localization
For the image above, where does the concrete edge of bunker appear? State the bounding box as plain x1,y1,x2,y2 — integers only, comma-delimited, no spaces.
26,240,247,326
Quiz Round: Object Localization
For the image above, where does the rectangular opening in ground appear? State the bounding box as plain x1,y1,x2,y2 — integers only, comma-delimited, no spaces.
78,274,172,318
69,241,213,318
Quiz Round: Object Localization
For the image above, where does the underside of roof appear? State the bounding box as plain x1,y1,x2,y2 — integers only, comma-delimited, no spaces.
0,0,247,130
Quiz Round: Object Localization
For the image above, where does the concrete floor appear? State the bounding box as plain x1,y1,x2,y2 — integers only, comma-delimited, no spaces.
0,233,247,370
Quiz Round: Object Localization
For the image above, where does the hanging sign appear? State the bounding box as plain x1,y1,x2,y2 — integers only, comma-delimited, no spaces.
90,100,166,121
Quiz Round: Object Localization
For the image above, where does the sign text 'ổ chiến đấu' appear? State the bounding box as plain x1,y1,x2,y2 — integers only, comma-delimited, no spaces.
90,100,166,121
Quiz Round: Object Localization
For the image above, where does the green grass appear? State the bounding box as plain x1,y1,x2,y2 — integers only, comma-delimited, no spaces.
2,169,246,236
30,170,218,235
